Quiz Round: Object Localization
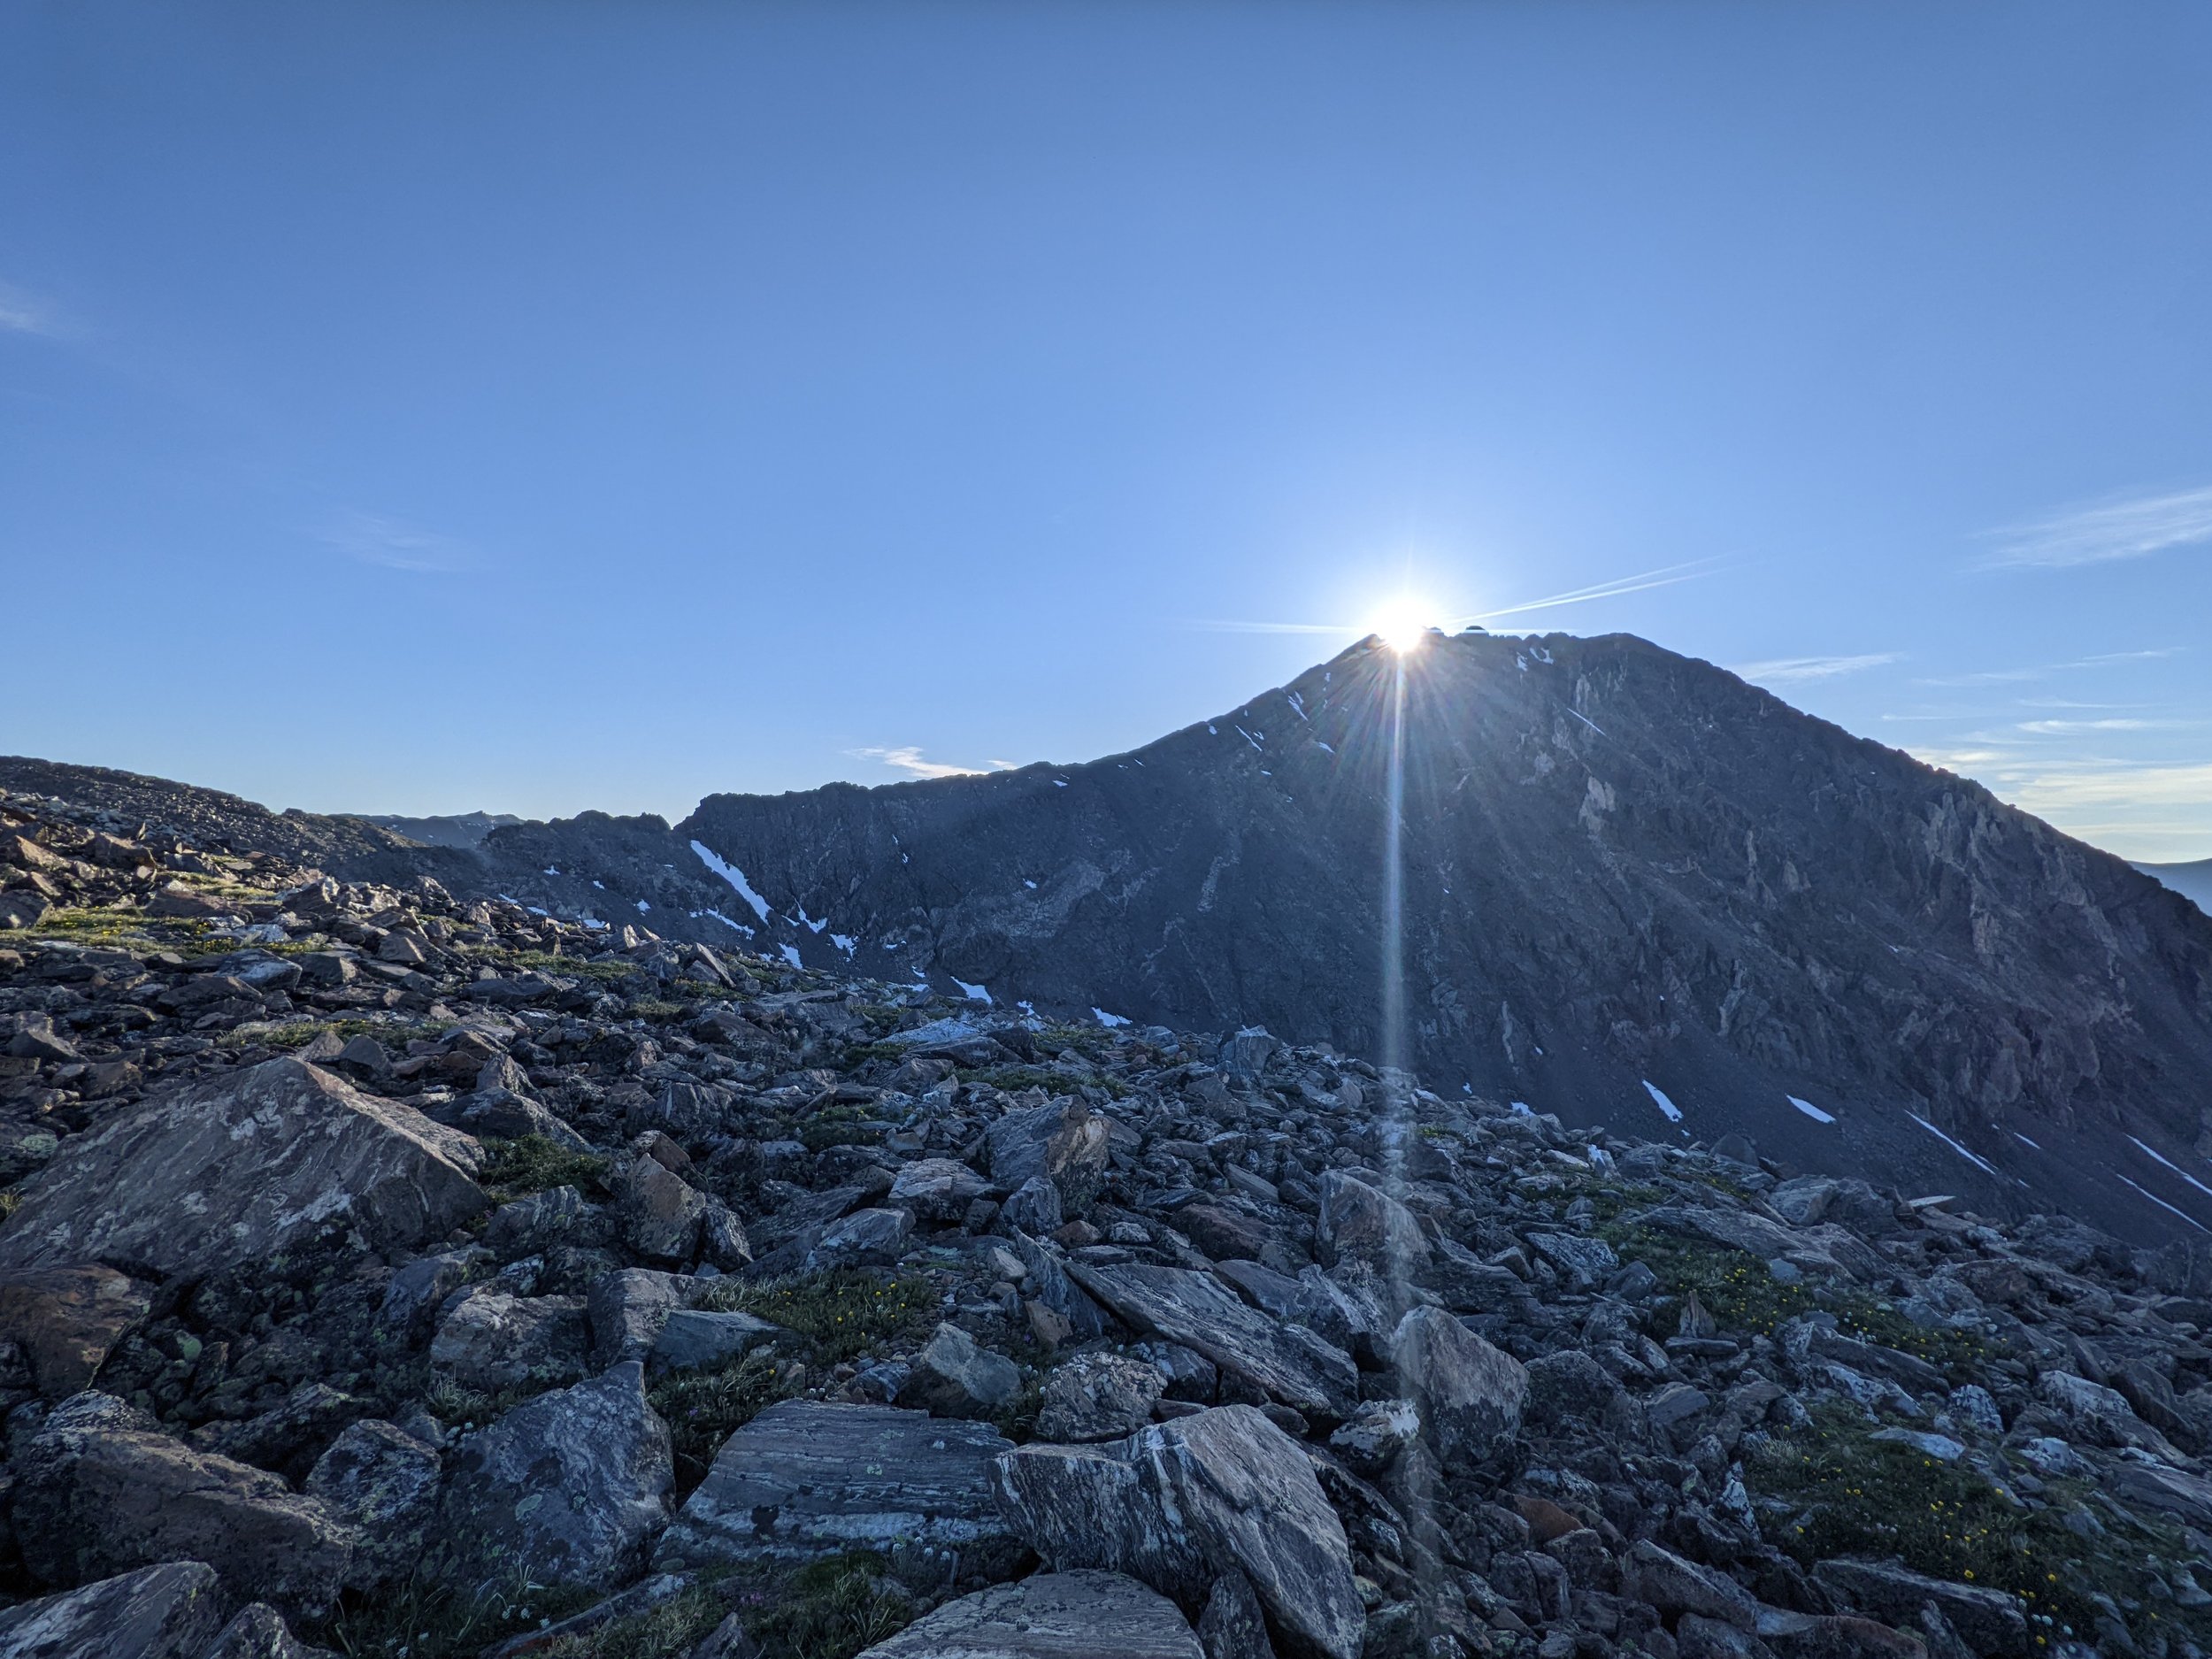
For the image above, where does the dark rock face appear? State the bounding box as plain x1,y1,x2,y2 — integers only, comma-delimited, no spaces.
0,1561,227,1659
0,1058,485,1277
657,1401,1018,1577
14,1393,356,1621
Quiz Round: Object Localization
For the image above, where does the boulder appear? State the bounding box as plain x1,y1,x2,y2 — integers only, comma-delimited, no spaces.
428,1292,590,1393
804,1207,912,1269
1622,1540,1759,1631
305,1419,442,1587
1036,1350,1166,1443
1198,1570,1279,1659
650,1308,781,1374
199,1603,326,1658
1316,1172,1429,1274
855,1571,1203,1659
1002,1175,1064,1236
0,1057,484,1277
588,1267,695,1367
1390,1307,1527,1469
1066,1261,1357,1418
0,1264,151,1398
656,1400,1018,1578
14,1392,356,1621
0,1561,227,1659
896,1322,1022,1417
992,1404,1363,1659
889,1157,991,1221
1810,1559,2027,1656
987,1101,1110,1199
617,1156,710,1264
437,1361,672,1592
483,1185,593,1255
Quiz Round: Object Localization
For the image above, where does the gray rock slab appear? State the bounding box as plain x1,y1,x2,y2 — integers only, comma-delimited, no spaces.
0,1562,227,1659
0,1056,485,1276
437,1360,672,1592
429,1291,590,1393
992,1404,1363,1659
856,1571,1202,1659
1391,1307,1528,1469
1068,1260,1356,1418
656,1400,1017,1575
650,1308,782,1373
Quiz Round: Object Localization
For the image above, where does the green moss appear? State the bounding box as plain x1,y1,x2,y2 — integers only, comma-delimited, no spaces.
743,1554,915,1659
1753,1409,2210,1650
326,1569,600,1658
844,1041,908,1065
477,1135,611,1201
541,1588,730,1658
649,1349,797,1498
630,999,690,1022
796,1104,883,1152
962,1063,1129,1100
693,1268,938,1368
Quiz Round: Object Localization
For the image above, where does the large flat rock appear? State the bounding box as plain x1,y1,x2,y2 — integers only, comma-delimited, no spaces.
855,1571,1202,1659
1065,1260,1357,1418
656,1400,1017,1577
0,1057,486,1277
0,1562,227,1659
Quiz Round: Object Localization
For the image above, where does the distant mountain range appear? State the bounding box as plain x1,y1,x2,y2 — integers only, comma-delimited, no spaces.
363,810,525,850
2140,858,2212,918
9,628,2212,1244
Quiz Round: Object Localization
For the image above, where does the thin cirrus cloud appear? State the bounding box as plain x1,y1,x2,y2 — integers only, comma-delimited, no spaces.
849,746,1018,780
317,511,478,573
1982,485,2212,570
0,280,62,337
1915,648,2182,687
1730,652,1899,684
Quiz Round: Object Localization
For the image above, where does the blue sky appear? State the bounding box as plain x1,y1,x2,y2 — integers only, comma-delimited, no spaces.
4,3,2210,861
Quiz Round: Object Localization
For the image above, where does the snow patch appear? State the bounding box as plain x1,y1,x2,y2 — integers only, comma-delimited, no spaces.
952,977,993,1005
2014,1132,2041,1150
779,944,803,971
1907,1114,1998,1176
796,907,827,934
635,899,650,913
1568,708,1606,738
703,909,755,938
2130,1136,2212,1201
1234,725,1263,751
2118,1174,2212,1234
1287,691,1308,721
1093,1008,1130,1028
1024,879,1038,890
1510,1102,1534,1117
690,841,771,923
1787,1095,1836,1125
830,933,857,957
543,866,560,877
1642,1080,1683,1123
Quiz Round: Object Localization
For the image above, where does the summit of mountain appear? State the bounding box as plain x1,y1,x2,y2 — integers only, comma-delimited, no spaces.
7,627,2211,1243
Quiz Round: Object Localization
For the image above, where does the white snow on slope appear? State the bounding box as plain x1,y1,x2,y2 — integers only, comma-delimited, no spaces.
953,977,992,1005
1569,708,1606,738
779,944,803,971
796,907,827,934
2118,1174,2211,1234
831,933,857,956
702,909,755,938
690,841,771,923
1787,1095,1836,1125
635,899,650,913
2130,1136,2212,1201
1093,1008,1130,1028
1908,1113,1997,1176
1642,1080,1683,1123
2014,1132,2040,1150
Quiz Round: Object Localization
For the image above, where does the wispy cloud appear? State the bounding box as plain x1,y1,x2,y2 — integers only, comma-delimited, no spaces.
1916,648,2182,687
318,511,477,573
1983,486,2212,570
2015,718,2168,735
0,281,63,337
850,746,1017,780
1732,652,1899,684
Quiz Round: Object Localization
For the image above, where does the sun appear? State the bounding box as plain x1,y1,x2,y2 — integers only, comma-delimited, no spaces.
1367,595,1437,653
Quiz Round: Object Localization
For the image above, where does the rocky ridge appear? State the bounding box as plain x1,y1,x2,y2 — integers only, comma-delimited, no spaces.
12,628,2212,1248
5,788,2212,1658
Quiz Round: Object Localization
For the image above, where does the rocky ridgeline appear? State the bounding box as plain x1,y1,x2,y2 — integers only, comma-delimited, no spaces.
4,789,2212,1659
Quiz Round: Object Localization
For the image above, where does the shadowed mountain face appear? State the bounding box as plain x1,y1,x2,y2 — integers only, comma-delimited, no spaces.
9,630,2212,1241
668,633,2212,1241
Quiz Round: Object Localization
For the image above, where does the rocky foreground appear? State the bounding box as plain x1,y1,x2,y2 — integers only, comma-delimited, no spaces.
4,789,2212,1659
